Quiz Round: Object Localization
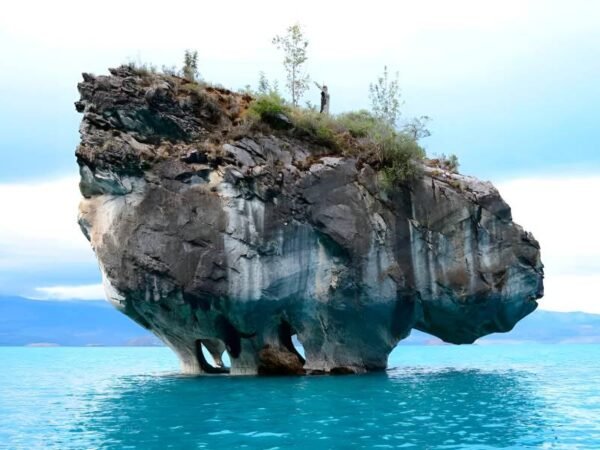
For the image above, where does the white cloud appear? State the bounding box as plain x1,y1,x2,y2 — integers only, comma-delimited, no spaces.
28,283,105,301
497,176,600,314
0,175,95,269
0,1,533,51
1,1,599,100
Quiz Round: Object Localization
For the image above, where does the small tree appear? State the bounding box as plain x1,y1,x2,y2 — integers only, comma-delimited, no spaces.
403,115,431,141
438,153,460,173
257,71,279,95
369,66,402,127
258,71,270,95
182,49,199,81
446,154,459,172
272,24,310,106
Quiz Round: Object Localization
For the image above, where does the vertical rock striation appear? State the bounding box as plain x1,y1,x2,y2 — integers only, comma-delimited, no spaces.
75,67,544,375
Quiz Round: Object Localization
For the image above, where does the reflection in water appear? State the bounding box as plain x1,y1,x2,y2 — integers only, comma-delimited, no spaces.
78,368,545,449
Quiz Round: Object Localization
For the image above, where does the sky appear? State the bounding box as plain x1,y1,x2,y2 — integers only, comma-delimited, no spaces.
0,0,599,313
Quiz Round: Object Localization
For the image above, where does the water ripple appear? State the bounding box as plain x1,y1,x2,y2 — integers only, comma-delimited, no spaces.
0,345,599,449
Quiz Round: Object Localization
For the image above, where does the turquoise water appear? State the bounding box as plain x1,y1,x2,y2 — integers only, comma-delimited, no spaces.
0,345,599,449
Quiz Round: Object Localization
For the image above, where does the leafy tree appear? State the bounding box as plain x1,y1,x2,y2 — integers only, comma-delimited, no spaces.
182,49,200,81
369,66,402,127
403,115,431,141
272,24,310,106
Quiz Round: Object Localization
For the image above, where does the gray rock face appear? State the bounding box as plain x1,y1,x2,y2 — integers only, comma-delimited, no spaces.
75,67,544,375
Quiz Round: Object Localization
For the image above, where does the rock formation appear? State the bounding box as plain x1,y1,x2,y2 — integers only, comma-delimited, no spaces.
75,67,544,375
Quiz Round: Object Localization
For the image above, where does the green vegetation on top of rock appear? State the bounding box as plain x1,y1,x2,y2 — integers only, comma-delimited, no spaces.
246,92,426,185
122,37,460,188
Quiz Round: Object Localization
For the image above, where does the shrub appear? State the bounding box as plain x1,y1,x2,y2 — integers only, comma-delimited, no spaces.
377,132,425,187
246,95,426,186
125,60,157,77
336,110,381,138
449,179,462,191
290,109,343,149
248,95,342,147
246,92,296,130
247,92,289,119
436,153,460,173
446,154,460,173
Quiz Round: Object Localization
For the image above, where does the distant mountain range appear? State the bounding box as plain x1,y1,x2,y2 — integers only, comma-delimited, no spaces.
0,297,161,346
1,297,599,346
403,310,600,345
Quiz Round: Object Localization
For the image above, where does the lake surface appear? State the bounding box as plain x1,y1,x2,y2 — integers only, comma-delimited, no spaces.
1,345,599,449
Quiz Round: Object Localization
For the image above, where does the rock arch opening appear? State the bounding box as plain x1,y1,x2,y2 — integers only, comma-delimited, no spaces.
278,320,305,364
291,333,305,360
195,339,229,374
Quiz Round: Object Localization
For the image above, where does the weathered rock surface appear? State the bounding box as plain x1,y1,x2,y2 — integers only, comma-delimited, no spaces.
75,67,544,375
